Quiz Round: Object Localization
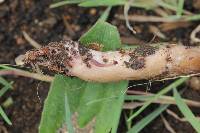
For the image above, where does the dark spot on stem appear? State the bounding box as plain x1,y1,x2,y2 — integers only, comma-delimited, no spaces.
124,57,145,70
103,58,108,63
78,44,93,68
134,45,158,57
113,60,118,65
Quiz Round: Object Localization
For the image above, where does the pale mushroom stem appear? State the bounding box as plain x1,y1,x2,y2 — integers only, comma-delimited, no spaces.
16,40,200,82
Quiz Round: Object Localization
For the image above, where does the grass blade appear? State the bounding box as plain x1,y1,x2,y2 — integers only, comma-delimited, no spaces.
64,91,74,133
0,106,12,125
127,77,188,122
173,88,200,132
128,104,169,133
99,6,112,21
0,86,11,98
39,75,81,133
177,0,184,16
0,77,12,89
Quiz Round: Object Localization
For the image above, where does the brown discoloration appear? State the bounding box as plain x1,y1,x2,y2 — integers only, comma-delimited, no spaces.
23,40,79,75
134,45,158,57
78,44,93,68
103,58,108,63
166,55,172,62
131,57,145,70
165,44,177,49
78,44,89,56
185,46,193,49
119,48,126,54
123,45,157,70
113,60,118,65
88,43,103,51
125,57,145,70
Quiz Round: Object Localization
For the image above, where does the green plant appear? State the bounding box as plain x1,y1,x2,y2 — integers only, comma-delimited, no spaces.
0,76,13,125
39,14,129,132
43,1,200,132
1,0,200,133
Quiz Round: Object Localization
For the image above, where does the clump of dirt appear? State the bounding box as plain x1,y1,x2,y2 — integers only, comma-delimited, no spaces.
134,45,157,57
124,57,145,70
124,45,157,70
78,44,93,67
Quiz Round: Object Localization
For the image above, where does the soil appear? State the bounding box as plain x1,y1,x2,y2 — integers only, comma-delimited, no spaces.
0,0,200,133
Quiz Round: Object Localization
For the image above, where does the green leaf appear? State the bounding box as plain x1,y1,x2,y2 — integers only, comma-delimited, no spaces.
63,78,86,113
0,106,12,125
79,0,125,7
39,75,86,133
77,83,108,127
128,104,169,133
94,81,128,133
177,0,184,16
99,7,112,21
79,20,121,51
173,88,200,133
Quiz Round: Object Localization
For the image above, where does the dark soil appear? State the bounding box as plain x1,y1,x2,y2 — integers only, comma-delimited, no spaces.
0,0,200,133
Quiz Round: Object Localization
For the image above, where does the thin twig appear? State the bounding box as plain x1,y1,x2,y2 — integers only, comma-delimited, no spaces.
121,36,145,45
159,22,192,32
149,25,166,39
154,8,169,17
124,1,136,34
161,114,176,133
0,69,53,82
123,102,145,109
166,109,200,122
62,15,76,37
22,31,42,48
116,14,186,23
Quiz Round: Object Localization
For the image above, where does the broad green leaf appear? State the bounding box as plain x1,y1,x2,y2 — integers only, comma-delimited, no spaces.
62,78,86,113
79,20,121,51
94,81,128,133
39,75,86,133
77,83,108,127
128,104,169,133
0,106,12,125
173,88,200,133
